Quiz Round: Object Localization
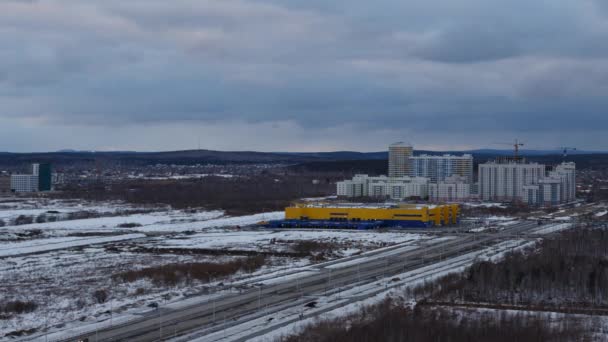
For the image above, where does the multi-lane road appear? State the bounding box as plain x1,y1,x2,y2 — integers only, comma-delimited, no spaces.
59,218,562,342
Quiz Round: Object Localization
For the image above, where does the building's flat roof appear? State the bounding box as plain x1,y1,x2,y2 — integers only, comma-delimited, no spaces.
413,154,473,158
292,203,447,210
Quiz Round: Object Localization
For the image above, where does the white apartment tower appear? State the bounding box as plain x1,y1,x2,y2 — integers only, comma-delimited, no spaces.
478,161,545,201
480,160,576,205
388,142,413,178
551,162,576,203
411,154,474,183
30,163,40,176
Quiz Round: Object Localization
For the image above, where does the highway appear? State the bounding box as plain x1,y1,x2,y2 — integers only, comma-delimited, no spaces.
60,219,549,342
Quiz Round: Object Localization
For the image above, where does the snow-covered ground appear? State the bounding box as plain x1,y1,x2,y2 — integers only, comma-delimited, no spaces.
2,210,225,233
0,245,229,339
0,198,443,340
128,173,237,180
146,230,431,256
1,210,284,236
0,198,161,225
532,223,573,235
462,202,508,209
0,234,145,257
1,197,587,341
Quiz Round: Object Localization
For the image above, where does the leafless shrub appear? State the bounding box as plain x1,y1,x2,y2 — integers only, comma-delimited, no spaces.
5,328,38,338
0,300,38,315
113,256,267,286
13,215,34,225
117,222,142,228
93,289,109,304
292,241,337,255
35,214,47,223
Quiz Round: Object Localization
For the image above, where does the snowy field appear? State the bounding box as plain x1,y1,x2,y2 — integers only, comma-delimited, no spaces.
3,197,583,340
144,230,432,256
0,197,162,225
0,198,441,340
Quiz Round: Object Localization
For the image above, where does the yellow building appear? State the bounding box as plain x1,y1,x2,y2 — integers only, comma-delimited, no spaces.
271,203,459,229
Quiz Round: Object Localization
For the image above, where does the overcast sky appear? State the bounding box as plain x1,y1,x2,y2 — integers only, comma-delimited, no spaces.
1,0,607,152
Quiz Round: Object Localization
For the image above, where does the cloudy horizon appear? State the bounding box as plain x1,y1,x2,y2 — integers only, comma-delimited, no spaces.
1,0,608,152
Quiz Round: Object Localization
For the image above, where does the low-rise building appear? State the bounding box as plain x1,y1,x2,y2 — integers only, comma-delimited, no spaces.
539,178,562,206
337,174,429,200
428,175,471,202
11,174,39,192
267,203,461,228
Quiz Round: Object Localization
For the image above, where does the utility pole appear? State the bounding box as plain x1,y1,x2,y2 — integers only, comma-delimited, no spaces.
327,269,332,294
159,305,162,340
384,258,388,279
45,311,48,342
258,286,262,312
110,296,113,327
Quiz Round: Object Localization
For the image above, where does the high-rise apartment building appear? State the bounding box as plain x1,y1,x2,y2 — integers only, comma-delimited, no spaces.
411,154,474,183
551,162,576,203
388,142,413,178
35,163,52,191
480,160,576,205
478,160,545,201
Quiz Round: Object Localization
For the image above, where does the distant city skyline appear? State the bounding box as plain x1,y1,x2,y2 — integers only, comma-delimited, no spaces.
1,0,608,152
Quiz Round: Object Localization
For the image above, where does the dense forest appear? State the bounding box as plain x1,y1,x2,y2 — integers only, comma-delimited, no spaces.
429,228,608,308
280,298,588,342
54,174,339,215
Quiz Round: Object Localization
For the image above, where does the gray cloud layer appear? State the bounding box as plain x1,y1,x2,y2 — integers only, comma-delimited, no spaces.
1,0,608,151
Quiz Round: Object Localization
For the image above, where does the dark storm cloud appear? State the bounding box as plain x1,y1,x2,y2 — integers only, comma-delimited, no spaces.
1,0,608,151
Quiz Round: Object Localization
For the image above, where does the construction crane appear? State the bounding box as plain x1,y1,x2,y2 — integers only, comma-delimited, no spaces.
559,147,577,160
494,139,525,160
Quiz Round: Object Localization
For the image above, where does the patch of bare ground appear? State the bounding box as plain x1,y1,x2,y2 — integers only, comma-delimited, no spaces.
0,301,38,320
